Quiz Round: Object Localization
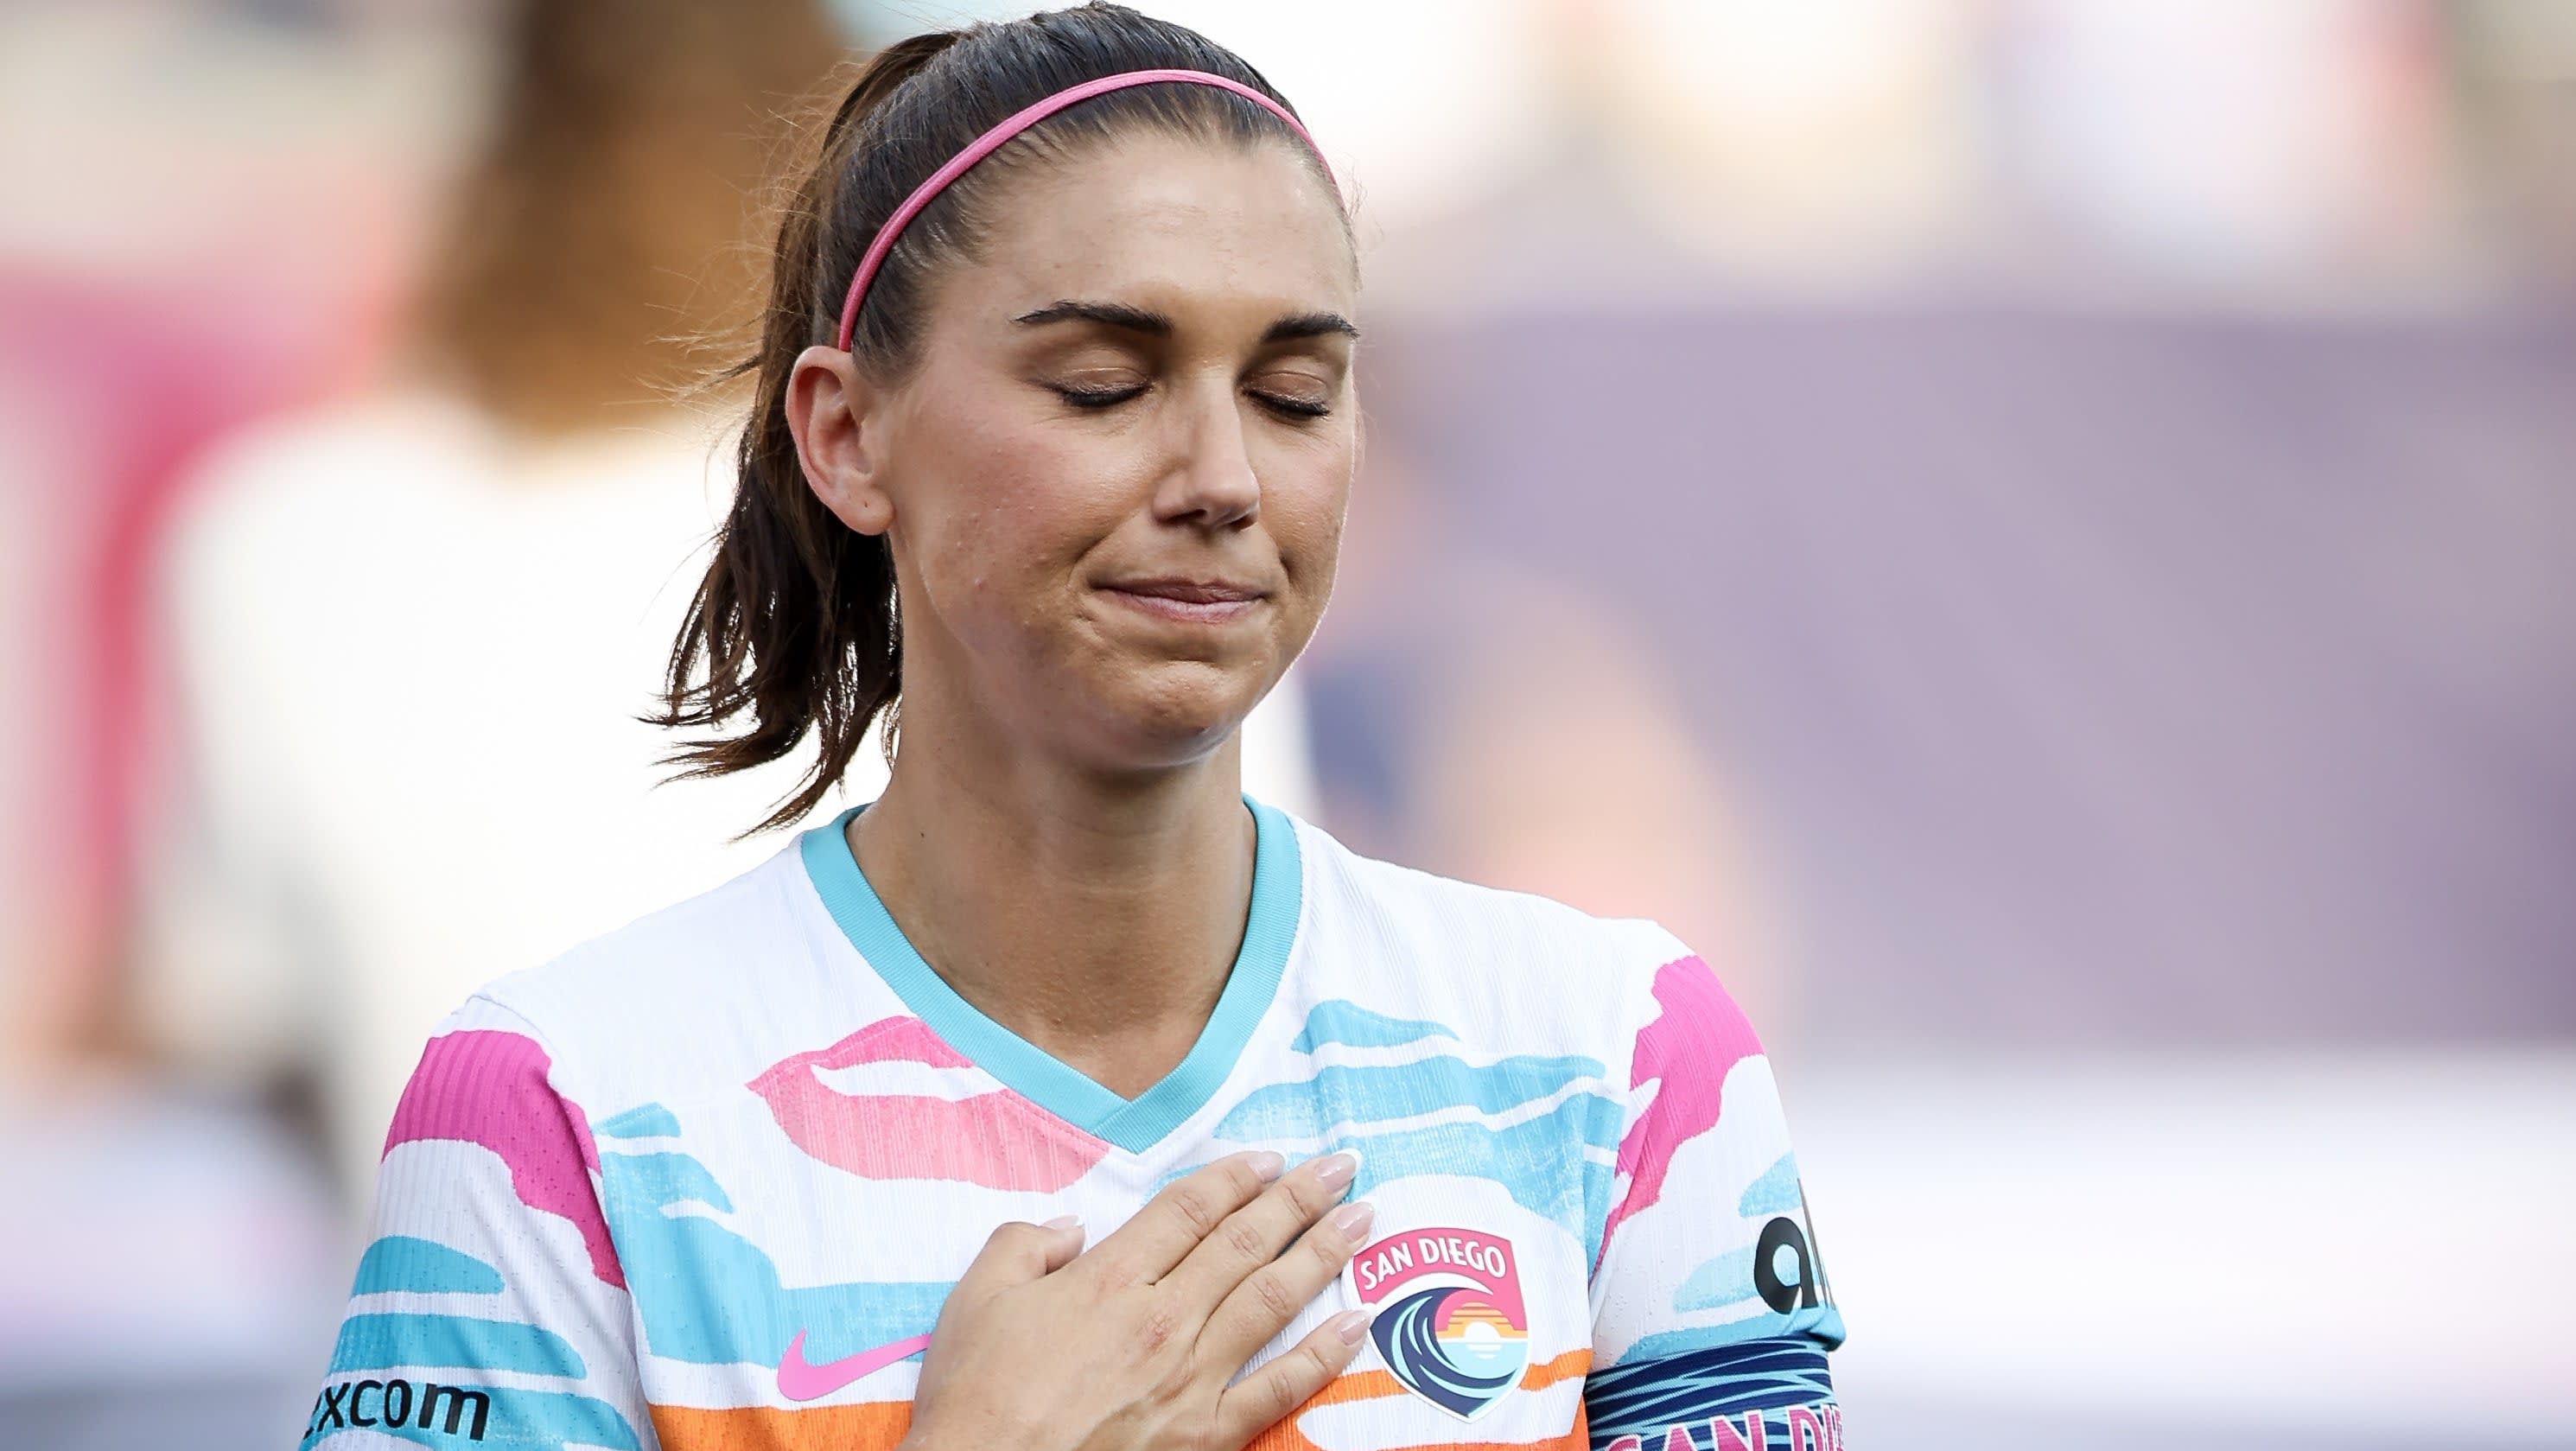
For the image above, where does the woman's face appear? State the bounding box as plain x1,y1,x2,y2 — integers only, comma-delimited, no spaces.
865,131,1358,774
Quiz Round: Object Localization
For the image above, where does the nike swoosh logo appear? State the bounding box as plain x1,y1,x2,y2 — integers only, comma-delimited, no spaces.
775,1328,932,1403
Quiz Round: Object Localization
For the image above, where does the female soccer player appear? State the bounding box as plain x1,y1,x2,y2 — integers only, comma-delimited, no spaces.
302,7,1842,1450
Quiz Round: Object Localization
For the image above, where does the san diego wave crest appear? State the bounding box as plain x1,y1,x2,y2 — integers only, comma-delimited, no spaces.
1370,1286,1523,1419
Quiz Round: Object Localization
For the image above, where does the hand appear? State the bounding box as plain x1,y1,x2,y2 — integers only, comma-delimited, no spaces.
900,1149,1374,1451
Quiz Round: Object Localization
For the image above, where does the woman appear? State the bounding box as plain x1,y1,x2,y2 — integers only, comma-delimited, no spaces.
302,8,1842,1451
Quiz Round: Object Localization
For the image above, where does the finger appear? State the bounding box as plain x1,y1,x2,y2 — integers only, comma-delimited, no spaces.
1085,1151,1282,1285
1161,1149,1360,1311
1209,1308,1373,1449
1198,1192,1371,1368
952,1215,1086,1301
1037,1214,1087,1274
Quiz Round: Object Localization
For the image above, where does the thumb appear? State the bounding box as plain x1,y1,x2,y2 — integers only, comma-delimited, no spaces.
956,1214,1085,1296
1035,1213,1087,1273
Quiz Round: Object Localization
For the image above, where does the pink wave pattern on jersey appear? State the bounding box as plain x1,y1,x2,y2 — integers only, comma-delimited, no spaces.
1598,955,1764,1270
749,1016,1113,1192
384,1028,624,1289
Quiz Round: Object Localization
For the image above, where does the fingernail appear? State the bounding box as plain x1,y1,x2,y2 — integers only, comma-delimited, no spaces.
1331,1309,1370,1345
1041,1213,1080,1231
1247,1150,1287,1182
1331,1201,1375,1242
1312,1149,1361,1191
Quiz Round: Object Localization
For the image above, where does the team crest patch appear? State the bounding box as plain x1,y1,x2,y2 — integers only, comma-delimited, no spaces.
1342,1225,1529,1421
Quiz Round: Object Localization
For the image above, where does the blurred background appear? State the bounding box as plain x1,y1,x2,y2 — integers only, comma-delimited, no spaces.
3,0,2571,1447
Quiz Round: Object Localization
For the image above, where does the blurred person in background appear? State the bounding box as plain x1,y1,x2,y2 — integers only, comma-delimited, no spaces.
0,1,424,1073
3,5,452,1446
129,0,1321,1206
130,0,843,1206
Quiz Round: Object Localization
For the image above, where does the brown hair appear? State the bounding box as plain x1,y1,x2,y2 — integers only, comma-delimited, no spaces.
657,3,1336,833
413,0,843,433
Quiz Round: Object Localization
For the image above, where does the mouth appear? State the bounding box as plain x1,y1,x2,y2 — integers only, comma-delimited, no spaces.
1097,576,1268,626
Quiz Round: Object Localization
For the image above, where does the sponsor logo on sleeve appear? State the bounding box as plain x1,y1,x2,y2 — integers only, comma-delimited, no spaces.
307,1379,491,1441
1754,1181,1834,1316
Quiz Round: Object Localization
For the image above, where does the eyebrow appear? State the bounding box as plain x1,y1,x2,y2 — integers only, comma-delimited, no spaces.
1012,299,1360,343
1263,310,1363,343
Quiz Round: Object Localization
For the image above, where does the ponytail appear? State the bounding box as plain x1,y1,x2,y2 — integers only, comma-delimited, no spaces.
655,35,956,835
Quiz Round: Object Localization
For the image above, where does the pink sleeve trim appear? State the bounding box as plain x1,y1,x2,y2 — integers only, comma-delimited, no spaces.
1597,955,1763,1271
384,1026,625,1290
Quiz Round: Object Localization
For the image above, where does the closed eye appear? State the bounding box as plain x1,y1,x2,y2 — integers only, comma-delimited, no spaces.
1253,391,1332,420
1053,382,1148,410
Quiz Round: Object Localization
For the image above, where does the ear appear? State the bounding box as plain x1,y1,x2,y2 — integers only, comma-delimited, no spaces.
785,346,895,536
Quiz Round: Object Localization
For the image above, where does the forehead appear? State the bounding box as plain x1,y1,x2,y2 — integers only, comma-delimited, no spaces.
963,131,1356,320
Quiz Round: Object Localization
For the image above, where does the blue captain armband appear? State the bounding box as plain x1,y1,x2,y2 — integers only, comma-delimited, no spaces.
1587,1336,1842,1451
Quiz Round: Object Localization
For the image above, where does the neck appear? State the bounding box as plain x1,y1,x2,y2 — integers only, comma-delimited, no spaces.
848,690,1257,1100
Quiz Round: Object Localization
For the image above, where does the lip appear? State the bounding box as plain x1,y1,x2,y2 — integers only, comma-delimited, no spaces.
1098,576,1268,625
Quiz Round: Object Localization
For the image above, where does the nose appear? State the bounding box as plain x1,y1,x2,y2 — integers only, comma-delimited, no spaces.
1152,379,1262,531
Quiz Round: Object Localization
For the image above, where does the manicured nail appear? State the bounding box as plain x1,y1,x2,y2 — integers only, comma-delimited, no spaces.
1331,1201,1375,1242
1041,1213,1080,1231
1247,1150,1287,1182
1312,1149,1361,1192
1330,1310,1370,1345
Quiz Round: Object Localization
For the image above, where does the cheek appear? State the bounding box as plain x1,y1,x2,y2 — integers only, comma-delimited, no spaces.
912,426,1121,631
1263,442,1354,588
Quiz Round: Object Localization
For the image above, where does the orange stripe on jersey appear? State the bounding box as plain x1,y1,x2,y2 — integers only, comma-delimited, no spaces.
649,1399,911,1451
1243,1347,1592,1451
648,1349,1590,1451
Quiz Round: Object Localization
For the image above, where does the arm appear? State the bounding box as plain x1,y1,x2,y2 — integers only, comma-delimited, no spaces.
1586,948,1843,1450
301,996,653,1450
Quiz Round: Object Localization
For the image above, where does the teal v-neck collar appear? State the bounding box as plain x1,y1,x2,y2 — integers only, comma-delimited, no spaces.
797,794,1301,1155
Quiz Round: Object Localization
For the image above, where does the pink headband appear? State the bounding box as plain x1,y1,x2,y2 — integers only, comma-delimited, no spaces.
833,67,1335,352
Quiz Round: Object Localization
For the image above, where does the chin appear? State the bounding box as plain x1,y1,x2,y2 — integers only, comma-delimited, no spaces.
1084,660,1266,769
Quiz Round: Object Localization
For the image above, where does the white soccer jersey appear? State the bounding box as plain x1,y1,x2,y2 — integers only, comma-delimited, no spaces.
302,798,1842,1451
